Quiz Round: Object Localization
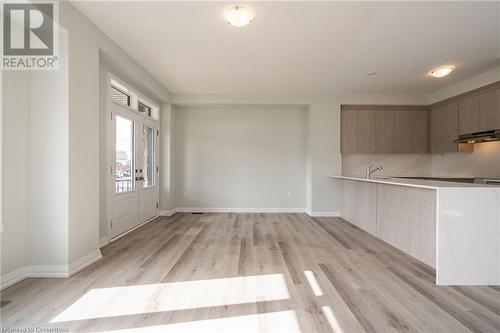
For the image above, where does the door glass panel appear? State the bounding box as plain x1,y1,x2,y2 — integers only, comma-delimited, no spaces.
143,126,155,188
115,115,135,193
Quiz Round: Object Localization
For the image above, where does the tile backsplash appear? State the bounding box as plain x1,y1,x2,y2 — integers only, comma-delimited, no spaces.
342,141,500,178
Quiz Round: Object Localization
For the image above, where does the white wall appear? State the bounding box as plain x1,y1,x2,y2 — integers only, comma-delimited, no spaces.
174,106,307,210
159,103,176,212
58,2,169,259
1,71,30,275
28,33,69,267
1,32,69,280
169,94,343,215
1,2,171,283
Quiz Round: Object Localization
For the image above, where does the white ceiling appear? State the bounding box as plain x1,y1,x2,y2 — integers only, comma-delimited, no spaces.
74,1,500,96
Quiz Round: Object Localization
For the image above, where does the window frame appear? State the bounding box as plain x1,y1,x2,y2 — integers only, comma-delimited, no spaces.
108,72,160,122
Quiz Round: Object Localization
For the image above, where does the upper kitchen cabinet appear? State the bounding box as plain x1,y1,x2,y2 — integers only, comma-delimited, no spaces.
341,109,358,153
341,106,429,154
444,102,460,152
458,94,479,135
430,105,445,154
478,86,500,132
394,110,413,153
455,83,500,135
430,102,473,154
375,109,395,153
356,109,376,153
411,109,429,153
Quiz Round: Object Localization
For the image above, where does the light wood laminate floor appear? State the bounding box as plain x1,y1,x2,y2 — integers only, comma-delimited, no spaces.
1,213,500,332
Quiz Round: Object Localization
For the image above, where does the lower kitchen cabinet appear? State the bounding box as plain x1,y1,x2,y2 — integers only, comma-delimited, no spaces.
341,179,436,267
376,184,436,267
336,176,500,285
341,180,376,235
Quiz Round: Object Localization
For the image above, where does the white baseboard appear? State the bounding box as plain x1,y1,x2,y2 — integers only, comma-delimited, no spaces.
99,236,110,248
175,207,307,213
69,250,103,276
159,208,177,216
0,267,28,290
306,211,341,217
1,264,69,290
28,265,69,278
1,250,103,290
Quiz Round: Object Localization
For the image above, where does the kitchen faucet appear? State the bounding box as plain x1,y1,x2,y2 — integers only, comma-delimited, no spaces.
366,164,383,179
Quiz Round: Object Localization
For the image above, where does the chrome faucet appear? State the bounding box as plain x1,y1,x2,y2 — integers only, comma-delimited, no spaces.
366,164,383,179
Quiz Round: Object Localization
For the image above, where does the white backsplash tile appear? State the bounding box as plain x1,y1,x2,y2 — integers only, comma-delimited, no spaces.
342,141,500,178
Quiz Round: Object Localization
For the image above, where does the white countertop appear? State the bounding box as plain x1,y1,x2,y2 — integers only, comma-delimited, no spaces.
329,175,498,189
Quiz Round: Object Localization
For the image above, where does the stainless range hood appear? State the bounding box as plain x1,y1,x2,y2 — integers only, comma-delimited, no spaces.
454,129,500,144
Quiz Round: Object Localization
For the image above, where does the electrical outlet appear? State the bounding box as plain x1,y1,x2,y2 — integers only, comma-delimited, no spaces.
287,192,292,198
1,223,5,233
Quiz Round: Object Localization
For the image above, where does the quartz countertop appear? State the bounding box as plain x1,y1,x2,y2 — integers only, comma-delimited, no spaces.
329,175,498,190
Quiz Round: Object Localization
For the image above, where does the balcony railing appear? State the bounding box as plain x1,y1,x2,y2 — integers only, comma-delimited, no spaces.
116,179,133,193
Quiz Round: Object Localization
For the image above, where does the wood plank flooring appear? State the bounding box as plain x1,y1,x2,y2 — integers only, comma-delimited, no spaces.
1,213,500,332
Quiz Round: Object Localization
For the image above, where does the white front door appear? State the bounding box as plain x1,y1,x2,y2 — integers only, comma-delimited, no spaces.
109,102,159,239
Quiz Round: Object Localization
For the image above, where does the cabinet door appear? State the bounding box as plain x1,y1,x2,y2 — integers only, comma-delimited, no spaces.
444,101,459,153
357,109,376,153
430,106,444,154
375,109,394,153
394,110,413,153
458,94,479,135
478,87,500,132
411,110,429,153
376,184,436,268
341,109,357,153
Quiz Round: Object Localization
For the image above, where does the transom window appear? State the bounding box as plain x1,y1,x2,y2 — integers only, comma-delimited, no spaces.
109,76,159,121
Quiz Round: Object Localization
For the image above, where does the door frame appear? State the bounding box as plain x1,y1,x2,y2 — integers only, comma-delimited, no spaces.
105,72,160,241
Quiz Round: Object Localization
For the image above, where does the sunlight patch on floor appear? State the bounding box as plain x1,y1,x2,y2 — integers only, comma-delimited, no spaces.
322,306,344,333
51,273,290,323
304,270,323,296
95,310,301,333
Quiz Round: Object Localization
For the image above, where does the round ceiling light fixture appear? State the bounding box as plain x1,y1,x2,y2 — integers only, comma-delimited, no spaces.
224,5,254,27
429,65,455,78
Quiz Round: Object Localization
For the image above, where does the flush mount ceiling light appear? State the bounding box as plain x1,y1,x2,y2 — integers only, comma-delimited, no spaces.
224,5,254,27
429,65,455,78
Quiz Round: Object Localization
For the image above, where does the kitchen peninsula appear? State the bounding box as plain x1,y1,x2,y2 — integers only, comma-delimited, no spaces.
330,175,500,285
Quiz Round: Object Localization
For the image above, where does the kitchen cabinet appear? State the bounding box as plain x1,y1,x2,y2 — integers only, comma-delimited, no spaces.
356,109,376,153
341,106,429,154
336,176,500,285
375,109,394,153
444,101,460,152
376,183,436,268
341,109,357,153
340,180,377,235
457,86,500,134
339,178,436,267
430,105,444,154
458,94,479,135
394,110,413,153
478,87,500,132
430,102,472,154
411,110,429,153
